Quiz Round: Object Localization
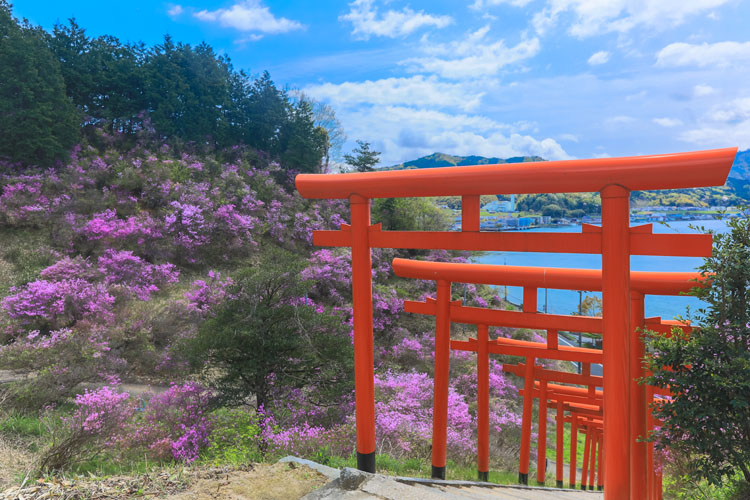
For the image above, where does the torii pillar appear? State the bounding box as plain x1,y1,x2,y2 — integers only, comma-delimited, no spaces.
601,184,631,499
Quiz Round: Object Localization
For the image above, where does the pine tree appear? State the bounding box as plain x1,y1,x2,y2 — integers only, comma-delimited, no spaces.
0,1,79,167
344,140,380,172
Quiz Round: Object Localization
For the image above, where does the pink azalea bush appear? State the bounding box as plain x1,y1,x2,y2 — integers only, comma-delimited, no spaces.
129,382,214,463
97,249,179,300
2,279,115,329
373,371,475,461
0,125,529,469
183,270,234,316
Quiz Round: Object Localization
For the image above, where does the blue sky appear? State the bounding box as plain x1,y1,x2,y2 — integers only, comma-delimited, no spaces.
12,0,750,165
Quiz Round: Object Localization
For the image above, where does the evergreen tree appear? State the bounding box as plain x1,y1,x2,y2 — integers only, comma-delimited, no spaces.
645,215,750,488
0,1,79,167
143,37,233,144
245,71,288,154
344,140,380,172
186,248,353,409
278,98,327,173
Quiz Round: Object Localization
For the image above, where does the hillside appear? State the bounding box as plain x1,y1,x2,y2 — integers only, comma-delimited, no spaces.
728,149,750,180
385,152,544,170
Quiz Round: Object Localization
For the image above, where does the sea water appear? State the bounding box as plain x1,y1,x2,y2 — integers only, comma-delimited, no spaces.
471,219,730,320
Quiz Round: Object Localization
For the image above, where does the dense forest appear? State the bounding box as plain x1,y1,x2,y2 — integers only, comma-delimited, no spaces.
0,0,335,173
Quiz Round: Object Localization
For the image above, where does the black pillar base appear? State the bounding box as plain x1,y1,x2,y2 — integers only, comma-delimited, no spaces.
556,480,564,488
477,470,489,482
570,483,576,489
518,472,528,485
537,481,546,486
581,484,588,490
431,465,446,480
357,451,375,473
598,485,603,491
589,485,594,490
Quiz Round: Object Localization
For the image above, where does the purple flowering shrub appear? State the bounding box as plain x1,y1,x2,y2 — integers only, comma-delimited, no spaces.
2,279,115,331
2,251,178,333
128,382,214,463
373,371,475,461
37,383,215,470
0,323,128,409
97,250,179,301
0,124,533,469
38,385,136,471
183,271,234,317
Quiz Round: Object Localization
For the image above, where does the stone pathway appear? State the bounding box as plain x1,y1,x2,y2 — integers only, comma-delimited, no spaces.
291,458,603,500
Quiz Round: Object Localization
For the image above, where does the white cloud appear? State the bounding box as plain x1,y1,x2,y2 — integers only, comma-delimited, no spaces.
340,0,452,40
402,26,540,79
532,0,730,38
656,41,750,68
305,75,486,112
587,50,610,65
653,117,684,127
335,106,571,164
167,4,184,18
193,0,303,34
680,98,750,149
559,133,579,142
605,115,636,126
705,97,750,123
693,84,716,97
471,0,534,9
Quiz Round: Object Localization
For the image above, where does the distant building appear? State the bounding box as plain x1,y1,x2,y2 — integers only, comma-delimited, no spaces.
483,194,516,212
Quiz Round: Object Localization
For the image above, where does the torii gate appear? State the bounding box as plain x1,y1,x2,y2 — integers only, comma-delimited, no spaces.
295,147,736,500
392,257,699,496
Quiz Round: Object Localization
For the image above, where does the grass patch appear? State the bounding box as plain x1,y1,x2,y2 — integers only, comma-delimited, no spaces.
0,413,46,438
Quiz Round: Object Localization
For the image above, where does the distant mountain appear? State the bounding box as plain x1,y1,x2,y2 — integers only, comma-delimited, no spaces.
387,150,750,185
384,152,545,170
728,149,750,181
383,150,750,207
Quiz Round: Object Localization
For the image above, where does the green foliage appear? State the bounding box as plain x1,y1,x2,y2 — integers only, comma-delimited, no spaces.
185,247,353,409
49,19,145,131
372,197,449,231
344,140,380,172
0,1,79,167
277,98,328,173
204,408,263,465
541,203,564,218
516,192,601,217
663,461,750,500
644,215,750,486
579,296,602,317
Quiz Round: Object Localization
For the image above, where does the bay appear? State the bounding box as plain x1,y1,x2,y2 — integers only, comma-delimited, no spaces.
472,218,730,320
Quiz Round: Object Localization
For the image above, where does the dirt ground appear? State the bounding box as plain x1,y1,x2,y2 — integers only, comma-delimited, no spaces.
0,434,35,492
164,462,328,500
0,462,328,500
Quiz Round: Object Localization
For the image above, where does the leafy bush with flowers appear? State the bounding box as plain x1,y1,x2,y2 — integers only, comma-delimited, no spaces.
36,382,216,471
0,124,536,476
127,382,215,463
37,385,136,472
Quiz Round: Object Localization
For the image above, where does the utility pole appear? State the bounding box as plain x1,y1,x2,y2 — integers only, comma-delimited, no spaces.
578,290,584,374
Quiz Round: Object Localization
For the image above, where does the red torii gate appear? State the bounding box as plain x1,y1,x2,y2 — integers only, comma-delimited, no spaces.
295,147,736,500
392,258,699,495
